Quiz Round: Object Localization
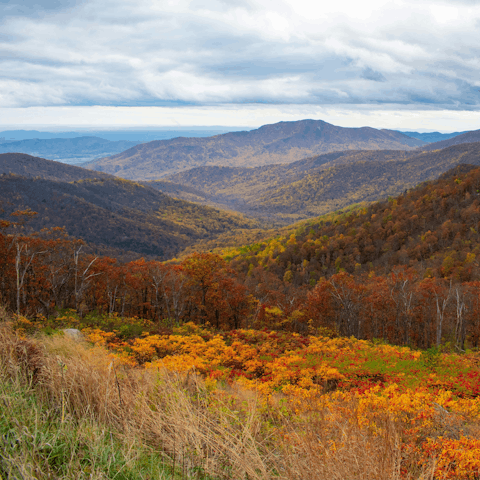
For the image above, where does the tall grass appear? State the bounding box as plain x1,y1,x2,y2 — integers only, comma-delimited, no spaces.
0,317,436,479
0,378,177,479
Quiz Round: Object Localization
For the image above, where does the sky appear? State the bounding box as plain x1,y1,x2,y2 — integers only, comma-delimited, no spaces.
1,0,480,131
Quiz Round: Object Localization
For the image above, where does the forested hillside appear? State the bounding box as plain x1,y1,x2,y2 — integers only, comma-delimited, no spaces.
0,174,258,260
229,163,480,282
87,119,425,179
163,142,480,222
0,152,114,182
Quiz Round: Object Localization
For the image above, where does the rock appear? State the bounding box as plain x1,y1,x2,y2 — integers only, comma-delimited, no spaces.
63,328,84,341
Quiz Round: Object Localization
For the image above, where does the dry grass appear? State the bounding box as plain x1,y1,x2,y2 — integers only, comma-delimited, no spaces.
0,323,274,479
0,320,438,480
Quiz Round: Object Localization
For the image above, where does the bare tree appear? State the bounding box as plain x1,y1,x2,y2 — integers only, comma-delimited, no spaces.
15,240,46,315
73,245,100,314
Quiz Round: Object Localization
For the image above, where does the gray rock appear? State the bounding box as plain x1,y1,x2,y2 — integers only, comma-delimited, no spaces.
63,328,84,341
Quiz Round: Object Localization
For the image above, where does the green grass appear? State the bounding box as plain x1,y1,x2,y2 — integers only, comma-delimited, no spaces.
0,376,177,480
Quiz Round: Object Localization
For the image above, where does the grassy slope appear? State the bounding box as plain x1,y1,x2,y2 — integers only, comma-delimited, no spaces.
0,378,175,480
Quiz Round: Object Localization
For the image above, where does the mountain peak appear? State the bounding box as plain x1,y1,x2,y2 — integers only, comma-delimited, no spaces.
87,119,426,180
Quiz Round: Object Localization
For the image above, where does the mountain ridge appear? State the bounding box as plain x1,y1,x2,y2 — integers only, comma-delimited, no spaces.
0,152,114,181
420,131,480,151
86,119,425,180
398,130,466,143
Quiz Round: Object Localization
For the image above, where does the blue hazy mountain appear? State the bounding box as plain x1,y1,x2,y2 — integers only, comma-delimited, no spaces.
0,127,248,143
398,131,467,143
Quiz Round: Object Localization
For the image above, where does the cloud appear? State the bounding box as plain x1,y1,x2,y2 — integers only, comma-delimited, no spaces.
361,68,386,82
1,0,480,111
1,0,81,18
3,104,480,132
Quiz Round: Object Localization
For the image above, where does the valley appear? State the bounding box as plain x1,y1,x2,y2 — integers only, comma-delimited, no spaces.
4,121,480,255
154,142,480,223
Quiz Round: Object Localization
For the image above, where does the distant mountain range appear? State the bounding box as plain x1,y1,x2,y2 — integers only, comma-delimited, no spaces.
0,128,244,142
86,119,426,180
2,122,472,173
0,129,246,165
398,131,466,143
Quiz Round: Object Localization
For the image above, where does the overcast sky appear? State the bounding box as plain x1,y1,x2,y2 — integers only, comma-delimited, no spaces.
2,0,480,131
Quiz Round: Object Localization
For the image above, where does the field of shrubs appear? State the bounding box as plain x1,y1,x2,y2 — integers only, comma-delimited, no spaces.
5,310,480,479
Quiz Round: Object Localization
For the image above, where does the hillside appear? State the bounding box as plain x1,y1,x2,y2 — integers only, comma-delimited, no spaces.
86,119,425,180
254,143,480,218
0,152,114,182
226,163,480,287
162,143,480,223
5,317,480,480
0,137,141,165
0,174,259,260
422,130,480,151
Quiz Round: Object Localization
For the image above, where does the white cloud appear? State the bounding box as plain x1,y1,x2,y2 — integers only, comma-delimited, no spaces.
1,104,480,131
1,0,480,118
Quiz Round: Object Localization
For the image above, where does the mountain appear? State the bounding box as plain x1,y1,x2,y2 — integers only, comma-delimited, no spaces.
420,130,480,151
161,143,480,223
86,119,426,180
0,155,259,260
0,153,114,182
399,131,466,143
0,137,141,165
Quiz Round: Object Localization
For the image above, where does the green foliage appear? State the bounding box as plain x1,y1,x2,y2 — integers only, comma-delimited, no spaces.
0,377,176,479
421,346,442,370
